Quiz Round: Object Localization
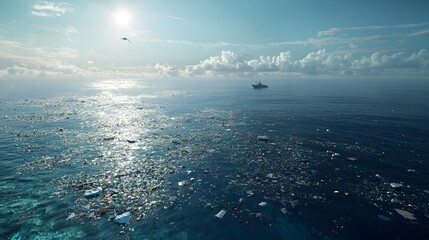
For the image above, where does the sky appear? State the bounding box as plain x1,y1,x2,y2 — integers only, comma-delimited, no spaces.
1,0,429,80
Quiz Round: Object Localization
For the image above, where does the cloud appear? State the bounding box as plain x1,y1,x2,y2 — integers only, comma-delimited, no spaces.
317,28,340,36
407,29,429,37
135,21,429,51
353,49,428,70
1,50,428,79
0,39,79,66
1,65,43,76
32,1,73,17
140,38,262,48
65,26,77,37
166,15,185,21
182,49,429,78
154,63,180,77
318,22,429,36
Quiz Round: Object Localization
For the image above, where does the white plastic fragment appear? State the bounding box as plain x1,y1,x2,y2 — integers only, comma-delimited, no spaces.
259,201,267,207
178,181,187,187
257,135,268,141
66,213,76,220
84,187,102,198
215,209,226,219
114,212,131,224
266,173,275,179
395,209,416,220
281,207,288,214
390,183,403,189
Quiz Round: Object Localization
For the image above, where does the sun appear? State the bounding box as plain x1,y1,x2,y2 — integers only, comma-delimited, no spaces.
114,10,131,27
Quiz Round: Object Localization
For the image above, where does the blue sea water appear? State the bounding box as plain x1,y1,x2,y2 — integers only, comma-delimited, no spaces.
0,78,428,239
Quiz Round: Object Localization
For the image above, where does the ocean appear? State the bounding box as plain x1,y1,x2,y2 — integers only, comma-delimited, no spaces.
0,78,428,239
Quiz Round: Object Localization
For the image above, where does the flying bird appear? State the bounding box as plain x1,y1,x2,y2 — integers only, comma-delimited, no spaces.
121,37,131,43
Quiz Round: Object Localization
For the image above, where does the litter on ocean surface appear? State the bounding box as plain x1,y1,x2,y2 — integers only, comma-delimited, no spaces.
257,135,269,141
395,209,417,220
215,210,227,219
83,187,102,198
390,183,404,189
1,79,429,240
114,212,131,224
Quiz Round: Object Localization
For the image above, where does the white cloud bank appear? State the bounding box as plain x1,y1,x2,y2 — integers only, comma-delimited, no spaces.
1,49,428,79
32,1,73,17
182,49,429,78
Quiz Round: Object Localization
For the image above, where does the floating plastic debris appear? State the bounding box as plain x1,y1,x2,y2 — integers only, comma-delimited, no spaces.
257,135,268,141
114,212,131,224
377,215,390,221
215,210,226,219
390,183,403,189
266,173,275,179
66,213,76,220
395,209,416,220
281,207,288,214
83,187,102,198
178,181,187,187
259,202,267,207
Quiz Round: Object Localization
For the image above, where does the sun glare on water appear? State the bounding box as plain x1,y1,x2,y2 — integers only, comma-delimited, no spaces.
114,10,131,27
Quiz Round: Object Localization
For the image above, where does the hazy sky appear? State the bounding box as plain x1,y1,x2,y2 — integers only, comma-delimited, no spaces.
1,0,429,80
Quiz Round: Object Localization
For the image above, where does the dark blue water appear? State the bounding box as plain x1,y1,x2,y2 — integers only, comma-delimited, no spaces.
0,79,428,239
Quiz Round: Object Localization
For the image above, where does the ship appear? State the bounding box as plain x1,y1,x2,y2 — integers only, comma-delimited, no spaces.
252,81,268,89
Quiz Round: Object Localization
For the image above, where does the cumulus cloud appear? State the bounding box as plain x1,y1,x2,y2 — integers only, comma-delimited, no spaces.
0,61,83,78
353,49,428,70
1,65,43,76
1,50,428,79
154,63,180,77
183,51,251,76
32,1,73,17
182,49,429,78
